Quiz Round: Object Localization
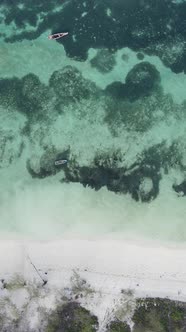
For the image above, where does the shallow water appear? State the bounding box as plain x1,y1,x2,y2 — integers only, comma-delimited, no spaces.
0,0,186,243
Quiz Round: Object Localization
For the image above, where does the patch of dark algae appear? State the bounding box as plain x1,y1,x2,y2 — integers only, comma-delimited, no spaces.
105,61,161,102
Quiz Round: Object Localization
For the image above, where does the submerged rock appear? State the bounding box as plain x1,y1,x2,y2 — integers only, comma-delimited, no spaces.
173,181,186,196
104,82,126,100
104,91,176,134
125,62,161,101
0,74,51,121
105,62,161,102
0,110,26,169
90,49,116,73
63,158,160,203
19,73,50,116
49,66,99,105
136,53,145,61
0,77,22,108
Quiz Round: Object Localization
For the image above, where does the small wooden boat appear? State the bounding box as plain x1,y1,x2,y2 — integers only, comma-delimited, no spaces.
54,159,68,166
48,32,68,40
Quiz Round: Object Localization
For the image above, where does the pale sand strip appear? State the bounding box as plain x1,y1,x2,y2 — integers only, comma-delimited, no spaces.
0,239,186,301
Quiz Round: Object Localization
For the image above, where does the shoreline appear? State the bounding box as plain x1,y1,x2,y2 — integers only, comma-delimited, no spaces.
1,238,186,302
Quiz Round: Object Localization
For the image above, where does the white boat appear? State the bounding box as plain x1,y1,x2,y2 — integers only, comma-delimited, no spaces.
48,32,68,40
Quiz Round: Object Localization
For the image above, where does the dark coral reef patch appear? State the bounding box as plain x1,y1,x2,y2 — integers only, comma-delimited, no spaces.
49,65,100,105
2,0,186,73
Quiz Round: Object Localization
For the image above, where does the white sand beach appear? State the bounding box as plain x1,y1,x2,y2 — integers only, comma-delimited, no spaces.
1,238,186,301
1,238,186,329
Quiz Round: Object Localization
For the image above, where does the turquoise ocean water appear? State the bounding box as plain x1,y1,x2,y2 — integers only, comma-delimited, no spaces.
0,0,186,242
